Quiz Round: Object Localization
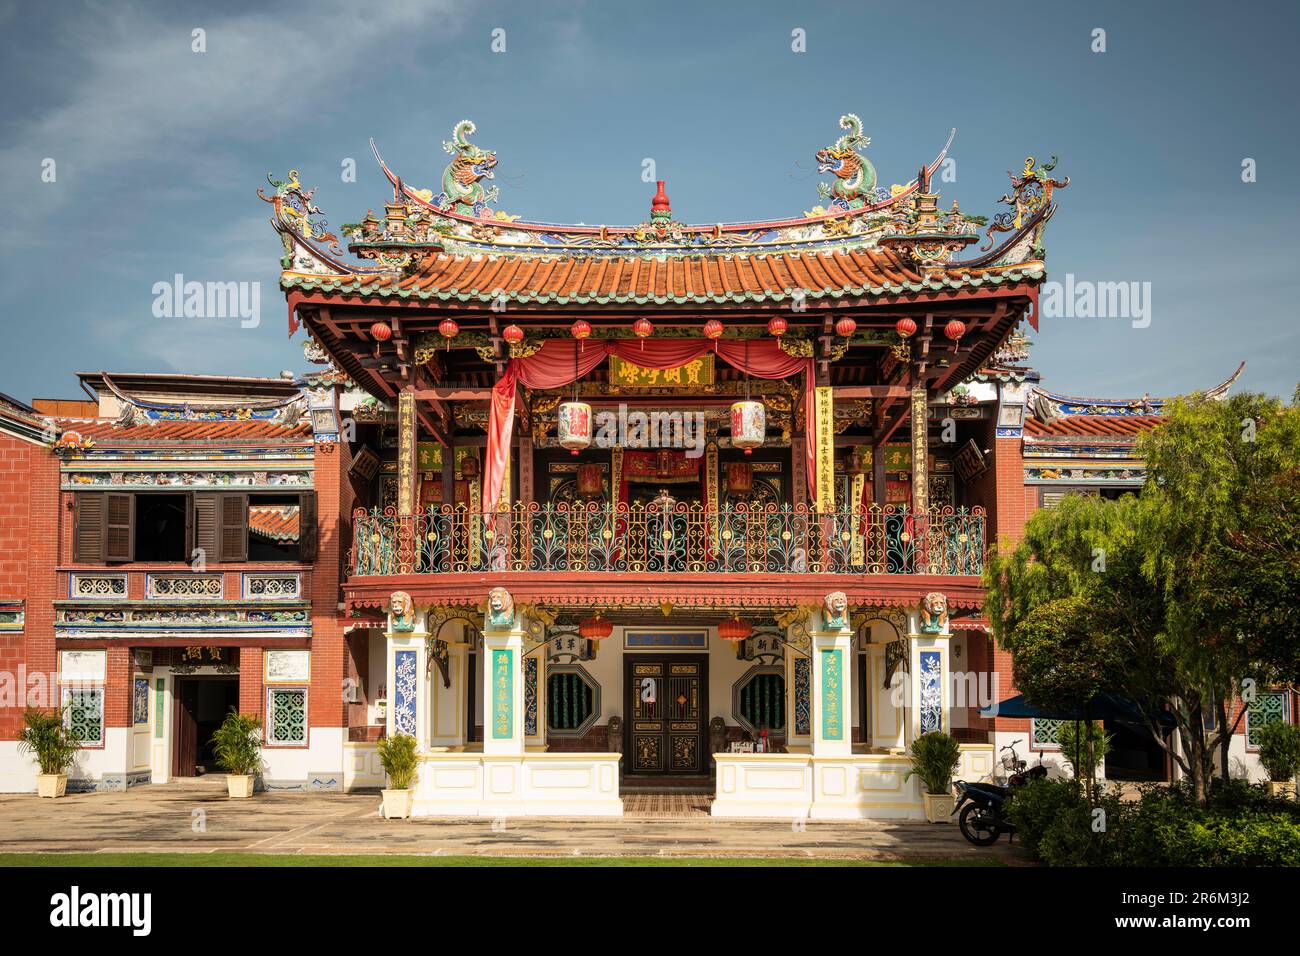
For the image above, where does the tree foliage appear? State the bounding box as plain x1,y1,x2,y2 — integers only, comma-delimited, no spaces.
985,387,1300,804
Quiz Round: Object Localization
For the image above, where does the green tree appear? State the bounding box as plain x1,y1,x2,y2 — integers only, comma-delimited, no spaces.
986,386,1300,805
1139,391,1300,781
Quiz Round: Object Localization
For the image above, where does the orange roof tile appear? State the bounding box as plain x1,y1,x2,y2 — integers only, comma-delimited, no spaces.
53,419,312,442
249,505,300,541
289,246,1015,305
1025,416,1165,438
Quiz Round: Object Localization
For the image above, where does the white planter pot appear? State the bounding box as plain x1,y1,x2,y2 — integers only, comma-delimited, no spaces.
382,788,415,820
226,774,256,799
1269,780,1297,800
923,791,955,823
36,773,68,799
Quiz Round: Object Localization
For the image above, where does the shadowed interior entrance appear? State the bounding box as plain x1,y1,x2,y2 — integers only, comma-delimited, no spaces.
172,677,239,777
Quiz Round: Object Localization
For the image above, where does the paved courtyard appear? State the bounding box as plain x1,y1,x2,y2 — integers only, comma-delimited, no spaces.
0,779,1031,863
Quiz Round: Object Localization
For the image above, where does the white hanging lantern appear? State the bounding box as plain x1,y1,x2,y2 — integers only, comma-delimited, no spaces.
730,400,765,454
557,401,593,455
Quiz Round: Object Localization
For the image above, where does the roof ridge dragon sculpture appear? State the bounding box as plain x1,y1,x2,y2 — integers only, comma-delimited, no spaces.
816,113,879,211
432,119,499,217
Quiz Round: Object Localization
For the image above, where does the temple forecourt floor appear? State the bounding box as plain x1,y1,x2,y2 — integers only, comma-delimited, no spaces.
0,780,1031,864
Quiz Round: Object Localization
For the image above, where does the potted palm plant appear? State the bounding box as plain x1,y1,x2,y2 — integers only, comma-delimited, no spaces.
18,708,81,798
210,711,263,798
1257,721,1300,799
906,731,962,823
377,732,418,819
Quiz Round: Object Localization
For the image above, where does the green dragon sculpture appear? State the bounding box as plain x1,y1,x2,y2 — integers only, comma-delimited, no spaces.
816,113,878,211
435,119,499,217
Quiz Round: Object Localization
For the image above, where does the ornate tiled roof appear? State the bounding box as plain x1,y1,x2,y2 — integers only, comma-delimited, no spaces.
49,418,312,442
282,247,1046,306
269,117,1067,322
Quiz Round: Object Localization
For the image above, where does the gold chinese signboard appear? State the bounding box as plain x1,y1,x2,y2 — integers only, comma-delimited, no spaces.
609,354,713,388
880,443,912,473
815,386,835,510
417,442,443,472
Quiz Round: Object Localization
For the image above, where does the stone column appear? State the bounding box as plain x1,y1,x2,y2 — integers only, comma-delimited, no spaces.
482,588,524,756
808,592,853,757
906,592,953,746
385,590,429,751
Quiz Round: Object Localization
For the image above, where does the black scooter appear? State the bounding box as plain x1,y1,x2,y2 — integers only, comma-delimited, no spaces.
952,740,1046,846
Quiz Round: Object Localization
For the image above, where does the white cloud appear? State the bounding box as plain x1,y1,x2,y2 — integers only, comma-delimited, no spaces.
0,0,470,248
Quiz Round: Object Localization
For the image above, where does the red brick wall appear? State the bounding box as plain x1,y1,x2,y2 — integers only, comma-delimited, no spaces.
0,431,59,738
991,436,1028,547
308,441,351,730
103,645,132,728
239,647,264,719
989,434,1030,737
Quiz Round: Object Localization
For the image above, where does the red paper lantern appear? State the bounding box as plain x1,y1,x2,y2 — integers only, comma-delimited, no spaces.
579,612,614,641
767,316,788,338
944,319,967,342
895,317,917,338
632,317,653,349
502,324,524,344
835,317,857,338
703,319,724,341
717,616,753,642
438,318,459,349
370,322,393,342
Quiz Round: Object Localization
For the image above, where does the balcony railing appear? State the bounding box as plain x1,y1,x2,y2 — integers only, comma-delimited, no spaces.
350,502,986,577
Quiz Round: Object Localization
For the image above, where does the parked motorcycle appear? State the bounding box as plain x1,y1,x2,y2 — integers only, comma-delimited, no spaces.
952,740,1047,846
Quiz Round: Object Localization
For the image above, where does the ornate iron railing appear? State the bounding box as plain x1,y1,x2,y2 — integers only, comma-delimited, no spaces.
350,502,986,577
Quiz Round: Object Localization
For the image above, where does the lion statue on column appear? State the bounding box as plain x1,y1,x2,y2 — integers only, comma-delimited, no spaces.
485,586,516,630
919,591,949,634
822,591,849,630
389,591,417,633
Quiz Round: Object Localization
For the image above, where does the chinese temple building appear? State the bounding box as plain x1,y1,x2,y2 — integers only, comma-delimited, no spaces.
0,116,1281,812
268,115,1065,817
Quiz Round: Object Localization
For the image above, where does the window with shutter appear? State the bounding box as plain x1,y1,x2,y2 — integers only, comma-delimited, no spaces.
104,493,134,562
74,494,106,562
219,493,249,562
193,493,218,565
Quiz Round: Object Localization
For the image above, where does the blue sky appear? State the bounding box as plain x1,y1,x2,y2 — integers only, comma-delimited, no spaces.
1,0,1296,403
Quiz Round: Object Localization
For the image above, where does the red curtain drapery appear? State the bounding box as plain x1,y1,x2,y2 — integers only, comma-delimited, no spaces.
482,338,816,514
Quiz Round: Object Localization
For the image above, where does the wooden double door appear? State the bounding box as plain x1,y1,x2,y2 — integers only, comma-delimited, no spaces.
623,655,707,775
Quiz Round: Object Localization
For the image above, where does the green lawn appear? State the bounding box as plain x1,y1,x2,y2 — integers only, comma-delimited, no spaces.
0,852,1005,868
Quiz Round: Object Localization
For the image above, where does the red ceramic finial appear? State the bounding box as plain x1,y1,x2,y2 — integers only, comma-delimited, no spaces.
651,180,670,214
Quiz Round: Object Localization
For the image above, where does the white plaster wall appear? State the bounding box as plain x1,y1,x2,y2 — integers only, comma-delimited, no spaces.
261,727,345,788
0,741,37,792
69,728,130,786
